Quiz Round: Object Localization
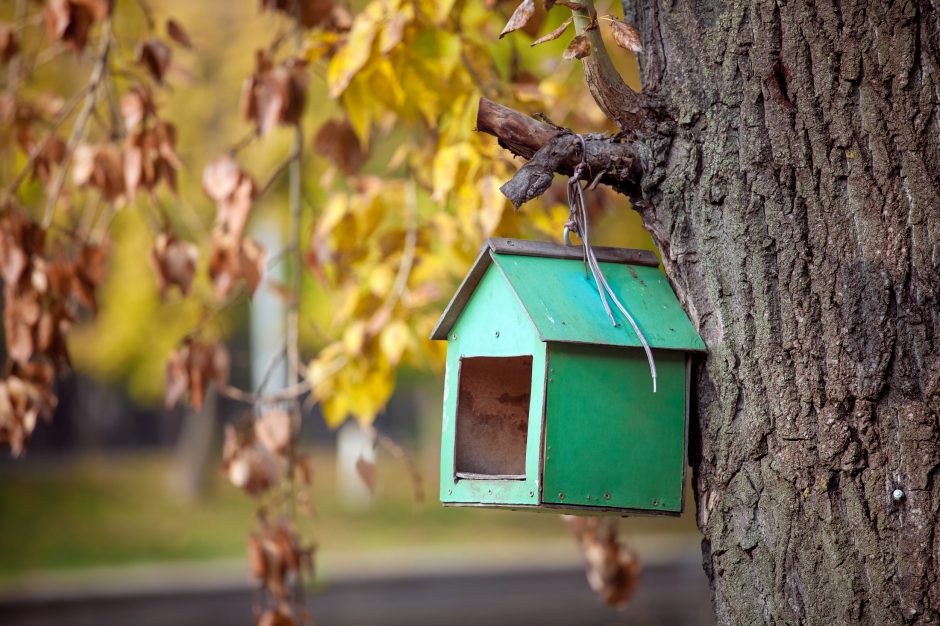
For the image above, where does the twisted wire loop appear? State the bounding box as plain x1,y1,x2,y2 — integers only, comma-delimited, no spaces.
563,135,658,393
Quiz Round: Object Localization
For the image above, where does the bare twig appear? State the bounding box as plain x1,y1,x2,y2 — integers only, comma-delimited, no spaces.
374,429,425,504
257,144,301,200
42,18,113,228
366,181,418,334
220,379,311,405
567,0,647,130
5,0,28,95
3,83,92,198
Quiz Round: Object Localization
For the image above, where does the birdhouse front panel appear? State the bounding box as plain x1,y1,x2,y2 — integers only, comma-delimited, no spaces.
438,263,546,508
542,344,689,514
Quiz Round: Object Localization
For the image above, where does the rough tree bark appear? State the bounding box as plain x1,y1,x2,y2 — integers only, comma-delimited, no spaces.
481,1,940,623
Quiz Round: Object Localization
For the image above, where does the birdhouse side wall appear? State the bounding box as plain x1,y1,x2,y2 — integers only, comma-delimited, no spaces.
439,265,546,507
541,344,688,515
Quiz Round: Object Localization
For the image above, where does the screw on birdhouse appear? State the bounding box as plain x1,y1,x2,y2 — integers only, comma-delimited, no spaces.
892,488,905,502
604,492,610,500
494,330,500,338
488,489,493,495
447,488,452,494
529,490,534,497
652,499,659,506
558,492,565,500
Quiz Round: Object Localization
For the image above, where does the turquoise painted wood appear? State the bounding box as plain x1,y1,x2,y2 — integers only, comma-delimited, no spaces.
433,239,703,516
542,345,687,513
491,253,706,353
439,265,545,507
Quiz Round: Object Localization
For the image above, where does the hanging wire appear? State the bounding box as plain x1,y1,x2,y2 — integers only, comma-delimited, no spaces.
564,135,657,393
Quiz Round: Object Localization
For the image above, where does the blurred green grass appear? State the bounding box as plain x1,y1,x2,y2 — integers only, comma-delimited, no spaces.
0,448,698,578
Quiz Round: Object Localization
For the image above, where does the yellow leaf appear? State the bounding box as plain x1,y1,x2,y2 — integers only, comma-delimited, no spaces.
379,319,410,365
327,4,384,98
343,321,367,355
478,175,506,236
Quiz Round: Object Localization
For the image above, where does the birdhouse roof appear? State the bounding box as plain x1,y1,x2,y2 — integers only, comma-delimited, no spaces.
430,238,706,353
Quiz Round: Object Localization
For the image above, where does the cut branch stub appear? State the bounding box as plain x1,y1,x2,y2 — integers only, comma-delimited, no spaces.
476,98,643,208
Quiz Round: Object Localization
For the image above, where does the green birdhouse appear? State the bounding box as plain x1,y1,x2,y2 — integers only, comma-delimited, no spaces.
430,238,706,516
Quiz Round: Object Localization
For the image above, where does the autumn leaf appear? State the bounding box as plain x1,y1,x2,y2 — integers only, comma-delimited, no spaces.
255,409,293,455
241,52,309,136
43,0,109,55
151,232,198,297
499,0,536,39
120,86,155,131
565,516,641,607
563,34,592,60
531,17,572,47
609,19,642,53
313,118,367,175
165,340,230,409
355,455,376,493
165,18,193,49
137,38,173,84
0,22,19,64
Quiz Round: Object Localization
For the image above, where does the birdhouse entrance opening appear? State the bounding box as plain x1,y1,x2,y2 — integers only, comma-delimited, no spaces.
454,355,532,480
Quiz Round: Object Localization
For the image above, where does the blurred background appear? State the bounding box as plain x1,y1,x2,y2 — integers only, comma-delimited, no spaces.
0,0,712,624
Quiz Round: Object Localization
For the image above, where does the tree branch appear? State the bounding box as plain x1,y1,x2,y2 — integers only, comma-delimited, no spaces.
42,18,113,228
569,0,647,130
476,98,644,208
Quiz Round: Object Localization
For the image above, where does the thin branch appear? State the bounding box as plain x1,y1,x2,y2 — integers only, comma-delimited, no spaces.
366,181,418,334
257,144,301,200
5,0,28,95
41,18,113,228
220,379,311,405
2,83,92,198
374,429,425,504
568,0,648,130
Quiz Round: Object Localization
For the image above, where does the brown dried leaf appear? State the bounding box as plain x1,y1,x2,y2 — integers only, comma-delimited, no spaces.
563,34,592,60
257,607,297,626
204,156,256,241
260,0,335,29
313,118,367,175
530,16,572,46
120,86,154,131
44,0,108,55
355,455,376,494
151,232,198,297
609,19,642,53
499,0,536,39
165,340,230,410
202,155,242,203
239,237,266,297
0,22,20,65
247,533,267,580
565,516,641,607
165,18,193,49
137,38,173,84
241,52,308,136
255,409,292,455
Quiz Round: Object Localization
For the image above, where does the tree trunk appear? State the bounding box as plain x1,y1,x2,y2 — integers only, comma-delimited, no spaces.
625,1,940,623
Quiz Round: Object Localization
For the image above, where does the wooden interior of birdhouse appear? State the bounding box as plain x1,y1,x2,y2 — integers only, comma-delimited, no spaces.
454,355,532,480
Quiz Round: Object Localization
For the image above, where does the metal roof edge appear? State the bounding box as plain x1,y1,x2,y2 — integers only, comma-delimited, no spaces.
429,242,494,340
487,238,659,267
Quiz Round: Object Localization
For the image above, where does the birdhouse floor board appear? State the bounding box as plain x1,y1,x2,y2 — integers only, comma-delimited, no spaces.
455,472,526,480
454,355,532,478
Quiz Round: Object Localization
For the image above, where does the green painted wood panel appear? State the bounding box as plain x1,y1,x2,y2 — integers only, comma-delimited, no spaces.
439,265,544,507
491,254,706,353
542,344,687,514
